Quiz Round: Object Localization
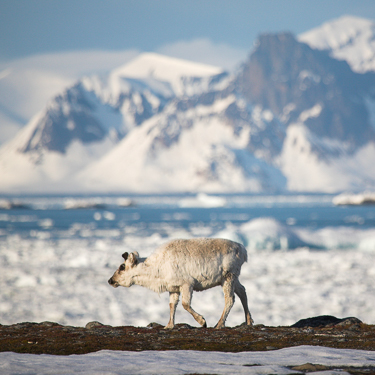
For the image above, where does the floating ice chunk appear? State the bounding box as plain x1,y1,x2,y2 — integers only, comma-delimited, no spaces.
0,199,13,210
64,198,107,210
38,218,54,228
333,192,375,205
178,193,227,208
239,217,311,250
0,199,30,210
116,197,135,207
103,211,115,220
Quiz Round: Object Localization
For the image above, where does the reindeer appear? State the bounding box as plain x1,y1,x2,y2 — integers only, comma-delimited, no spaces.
108,238,253,329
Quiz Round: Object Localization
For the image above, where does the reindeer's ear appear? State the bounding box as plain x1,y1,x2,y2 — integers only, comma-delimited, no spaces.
122,252,128,261
128,252,138,267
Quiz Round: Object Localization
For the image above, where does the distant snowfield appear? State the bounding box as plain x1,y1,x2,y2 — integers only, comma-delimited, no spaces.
2,346,375,375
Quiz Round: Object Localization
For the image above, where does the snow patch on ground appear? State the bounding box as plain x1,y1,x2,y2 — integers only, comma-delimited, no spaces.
1,346,375,375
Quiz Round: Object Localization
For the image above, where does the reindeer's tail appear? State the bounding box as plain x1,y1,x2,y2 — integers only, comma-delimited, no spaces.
237,243,248,264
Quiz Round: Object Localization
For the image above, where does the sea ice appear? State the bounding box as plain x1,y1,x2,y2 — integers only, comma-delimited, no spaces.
1,229,375,327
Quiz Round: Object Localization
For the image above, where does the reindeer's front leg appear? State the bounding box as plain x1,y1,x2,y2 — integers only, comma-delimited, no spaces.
165,292,180,329
181,284,207,328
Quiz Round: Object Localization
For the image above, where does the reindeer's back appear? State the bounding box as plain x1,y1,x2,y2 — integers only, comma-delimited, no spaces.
146,238,247,285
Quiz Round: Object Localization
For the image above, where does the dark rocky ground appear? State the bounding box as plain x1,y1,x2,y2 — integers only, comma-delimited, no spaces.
1,315,374,356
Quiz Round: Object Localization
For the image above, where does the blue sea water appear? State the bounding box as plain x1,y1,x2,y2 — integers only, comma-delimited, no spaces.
1,193,375,241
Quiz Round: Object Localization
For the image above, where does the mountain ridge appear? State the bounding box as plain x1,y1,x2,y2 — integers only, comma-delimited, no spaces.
299,15,375,73
2,17,375,193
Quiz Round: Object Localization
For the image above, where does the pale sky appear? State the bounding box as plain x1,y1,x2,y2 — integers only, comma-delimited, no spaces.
1,0,375,63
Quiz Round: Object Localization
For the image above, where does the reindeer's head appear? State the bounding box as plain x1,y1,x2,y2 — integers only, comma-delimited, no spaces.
108,251,139,288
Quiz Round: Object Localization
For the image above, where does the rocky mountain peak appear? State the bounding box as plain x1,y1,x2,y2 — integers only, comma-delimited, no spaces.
299,16,375,73
236,32,375,151
19,82,110,155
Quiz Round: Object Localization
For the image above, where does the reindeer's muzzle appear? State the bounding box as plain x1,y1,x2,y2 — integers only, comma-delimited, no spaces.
108,277,119,288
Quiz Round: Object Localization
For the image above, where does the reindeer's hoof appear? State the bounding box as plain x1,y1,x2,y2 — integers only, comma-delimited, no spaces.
199,317,207,328
246,317,254,326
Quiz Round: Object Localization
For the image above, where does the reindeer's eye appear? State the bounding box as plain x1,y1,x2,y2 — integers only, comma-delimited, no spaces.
119,264,125,271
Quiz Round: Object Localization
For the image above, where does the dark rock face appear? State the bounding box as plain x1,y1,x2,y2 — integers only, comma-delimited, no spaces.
291,315,362,328
236,32,375,151
115,78,171,126
20,83,110,154
85,321,105,329
19,78,171,155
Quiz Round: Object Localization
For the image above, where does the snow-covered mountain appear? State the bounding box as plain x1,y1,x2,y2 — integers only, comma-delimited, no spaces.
0,50,140,146
78,90,286,193
236,29,375,191
299,16,375,73
236,31,375,149
2,17,375,193
0,53,234,192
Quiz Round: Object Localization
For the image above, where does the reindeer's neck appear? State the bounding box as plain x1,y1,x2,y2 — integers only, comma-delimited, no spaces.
131,262,168,293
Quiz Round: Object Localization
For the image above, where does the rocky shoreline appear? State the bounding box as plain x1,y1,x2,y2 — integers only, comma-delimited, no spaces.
0,316,374,356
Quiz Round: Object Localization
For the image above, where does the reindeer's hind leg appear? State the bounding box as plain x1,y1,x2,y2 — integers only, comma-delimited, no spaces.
181,284,207,327
234,279,253,326
165,292,180,329
215,273,235,329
